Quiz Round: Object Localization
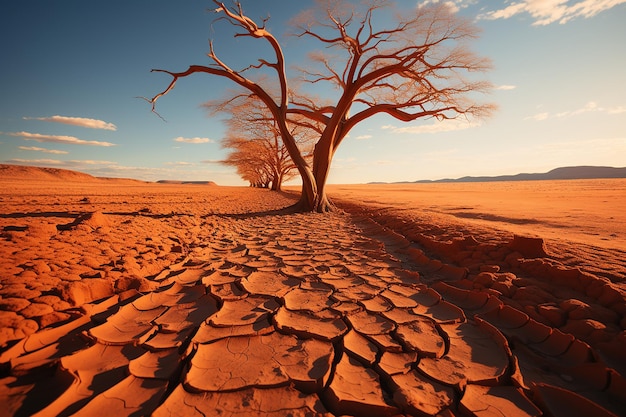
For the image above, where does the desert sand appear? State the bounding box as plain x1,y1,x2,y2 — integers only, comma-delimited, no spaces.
0,166,624,416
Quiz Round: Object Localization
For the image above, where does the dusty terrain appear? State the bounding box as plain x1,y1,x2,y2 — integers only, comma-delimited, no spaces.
0,167,624,416
327,180,626,281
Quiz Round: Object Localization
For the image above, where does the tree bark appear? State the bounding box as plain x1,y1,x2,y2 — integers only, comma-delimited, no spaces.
291,137,335,212
276,171,284,192
312,140,335,212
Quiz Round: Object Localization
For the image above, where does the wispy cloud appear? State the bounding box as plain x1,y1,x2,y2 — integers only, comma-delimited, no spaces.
201,159,223,164
382,119,481,134
526,101,625,120
527,112,550,121
478,0,626,25
18,146,69,155
23,115,117,130
3,131,116,147
495,85,517,90
165,161,195,166
607,106,626,114
5,158,65,165
173,136,213,144
418,0,475,13
374,160,393,166
5,158,118,166
75,160,119,165
355,134,373,140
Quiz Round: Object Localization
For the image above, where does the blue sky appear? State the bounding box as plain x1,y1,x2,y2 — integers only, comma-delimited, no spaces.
1,0,625,185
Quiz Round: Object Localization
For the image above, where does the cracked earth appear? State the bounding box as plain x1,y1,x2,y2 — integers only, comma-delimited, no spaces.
1,179,624,416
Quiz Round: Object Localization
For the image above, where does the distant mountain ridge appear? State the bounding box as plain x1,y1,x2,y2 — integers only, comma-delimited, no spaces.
376,166,626,184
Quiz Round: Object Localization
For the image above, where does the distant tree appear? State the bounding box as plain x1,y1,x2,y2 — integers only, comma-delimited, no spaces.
221,136,271,188
216,94,315,191
147,0,494,212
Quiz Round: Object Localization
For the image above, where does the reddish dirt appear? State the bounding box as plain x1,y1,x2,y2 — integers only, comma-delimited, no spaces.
0,169,624,416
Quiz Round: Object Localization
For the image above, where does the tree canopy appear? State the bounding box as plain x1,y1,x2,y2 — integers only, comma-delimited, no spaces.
214,93,315,191
147,0,494,212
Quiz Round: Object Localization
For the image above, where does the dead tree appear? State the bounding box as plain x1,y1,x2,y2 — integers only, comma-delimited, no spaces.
218,94,315,191
147,0,494,212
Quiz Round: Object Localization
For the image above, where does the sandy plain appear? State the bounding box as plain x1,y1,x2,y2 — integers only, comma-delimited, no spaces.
0,167,624,416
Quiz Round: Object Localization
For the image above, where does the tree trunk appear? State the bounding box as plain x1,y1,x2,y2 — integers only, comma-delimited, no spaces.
270,173,279,191
270,167,285,192
274,171,284,192
312,145,335,212
293,139,334,212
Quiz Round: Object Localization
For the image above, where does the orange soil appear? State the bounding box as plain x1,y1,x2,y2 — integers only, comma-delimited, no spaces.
328,180,626,283
0,172,624,416
329,180,626,248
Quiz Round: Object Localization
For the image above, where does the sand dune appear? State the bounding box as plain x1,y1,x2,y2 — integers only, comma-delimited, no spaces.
0,164,101,181
0,164,145,184
0,173,624,416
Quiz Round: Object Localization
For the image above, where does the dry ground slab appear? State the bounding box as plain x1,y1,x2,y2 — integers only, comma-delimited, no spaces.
0,170,624,416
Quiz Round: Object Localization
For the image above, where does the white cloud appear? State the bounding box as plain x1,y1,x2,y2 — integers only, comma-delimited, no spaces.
526,101,625,120
4,131,116,147
165,161,195,166
6,158,64,165
18,146,68,154
23,115,117,130
173,136,213,144
440,1,461,13
418,0,476,13
75,160,118,165
382,119,481,134
608,106,626,114
527,112,550,121
355,134,373,140
495,85,517,90
478,0,626,25
8,159,116,166
569,101,599,116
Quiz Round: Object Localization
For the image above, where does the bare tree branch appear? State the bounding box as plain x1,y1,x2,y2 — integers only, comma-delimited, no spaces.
147,0,494,212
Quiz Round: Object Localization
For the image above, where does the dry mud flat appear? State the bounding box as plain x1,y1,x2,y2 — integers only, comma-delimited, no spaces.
0,176,625,416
